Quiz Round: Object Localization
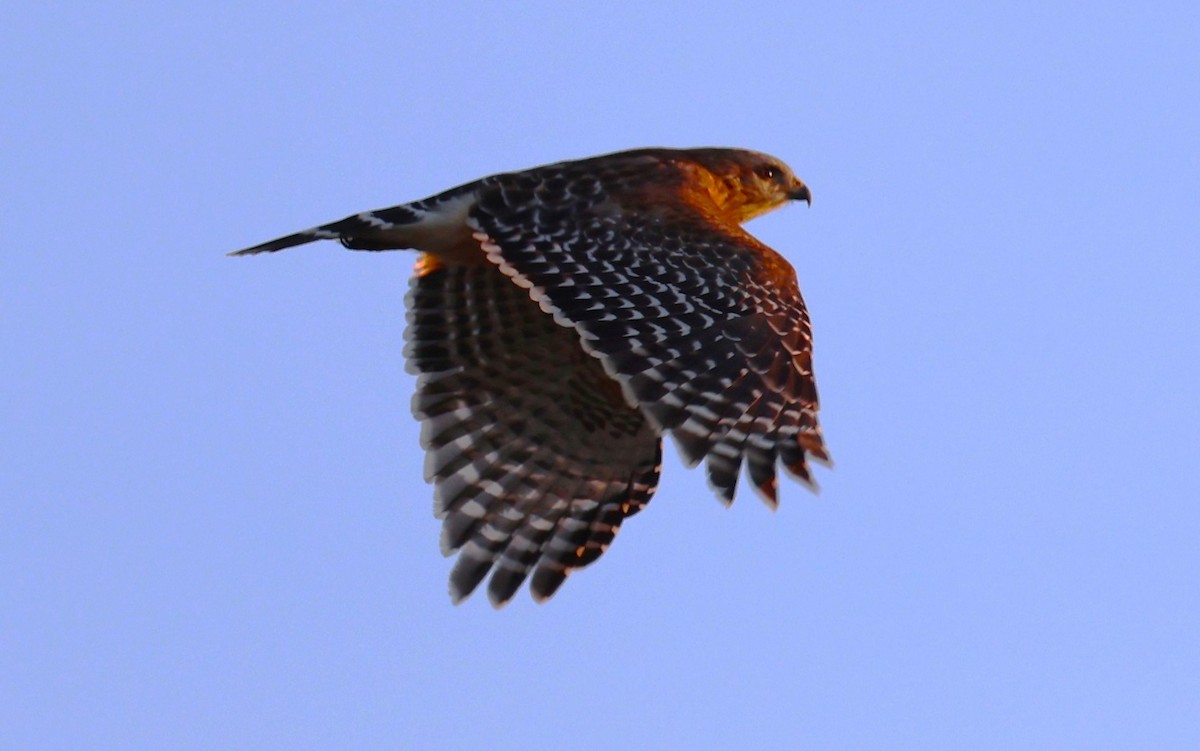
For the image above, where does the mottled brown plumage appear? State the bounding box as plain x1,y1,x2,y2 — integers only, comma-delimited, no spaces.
232,147,828,606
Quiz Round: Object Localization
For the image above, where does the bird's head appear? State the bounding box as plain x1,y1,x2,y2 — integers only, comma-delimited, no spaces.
683,148,811,224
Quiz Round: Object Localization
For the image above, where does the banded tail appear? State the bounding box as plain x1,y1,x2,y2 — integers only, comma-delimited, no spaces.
228,203,426,256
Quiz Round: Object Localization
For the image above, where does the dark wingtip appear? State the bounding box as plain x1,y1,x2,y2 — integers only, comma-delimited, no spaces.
448,555,492,605
486,566,530,609
530,564,568,603
705,451,741,507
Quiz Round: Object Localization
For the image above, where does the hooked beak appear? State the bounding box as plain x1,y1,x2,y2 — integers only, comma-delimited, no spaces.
789,182,812,206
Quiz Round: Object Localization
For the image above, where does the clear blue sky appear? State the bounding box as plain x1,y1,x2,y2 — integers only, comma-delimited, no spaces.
4,3,1198,748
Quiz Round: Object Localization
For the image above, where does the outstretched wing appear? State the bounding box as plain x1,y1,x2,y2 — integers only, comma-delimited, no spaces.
467,169,827,506
406,259,662,606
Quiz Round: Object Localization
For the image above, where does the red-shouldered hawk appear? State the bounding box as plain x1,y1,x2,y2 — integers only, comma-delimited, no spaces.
232,147,829,607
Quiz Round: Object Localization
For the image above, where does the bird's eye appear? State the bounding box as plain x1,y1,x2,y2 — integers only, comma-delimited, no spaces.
757,164,782,181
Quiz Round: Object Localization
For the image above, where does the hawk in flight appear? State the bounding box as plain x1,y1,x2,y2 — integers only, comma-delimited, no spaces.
232,147,829,606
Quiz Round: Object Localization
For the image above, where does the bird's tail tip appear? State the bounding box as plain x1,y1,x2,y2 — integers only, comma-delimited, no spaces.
228,228,341,257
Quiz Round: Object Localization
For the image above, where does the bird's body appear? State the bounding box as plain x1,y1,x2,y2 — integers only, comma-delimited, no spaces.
233,147,828,606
